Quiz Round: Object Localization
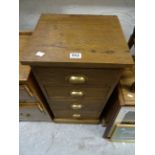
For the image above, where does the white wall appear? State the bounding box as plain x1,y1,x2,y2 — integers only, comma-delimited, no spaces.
20,0,135,41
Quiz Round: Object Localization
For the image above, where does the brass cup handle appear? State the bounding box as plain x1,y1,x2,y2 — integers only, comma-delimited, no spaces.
70,91,84,97
72,114,81,118
69,75,86,84
71,104,83,110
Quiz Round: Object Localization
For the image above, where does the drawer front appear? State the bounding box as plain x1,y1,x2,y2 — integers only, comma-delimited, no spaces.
32,67,121,121
19,105,51,121
53,110,101,119
19,85,37,103
48,99,105,112
34,67,121,86
44,85,110,100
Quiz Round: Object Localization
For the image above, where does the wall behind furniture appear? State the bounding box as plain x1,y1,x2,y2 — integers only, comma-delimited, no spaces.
19,0,135,50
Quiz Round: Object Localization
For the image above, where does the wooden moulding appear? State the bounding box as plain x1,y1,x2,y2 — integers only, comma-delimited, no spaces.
53,118,100,124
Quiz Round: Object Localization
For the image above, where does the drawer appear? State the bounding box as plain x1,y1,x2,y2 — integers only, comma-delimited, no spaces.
33,67,121,86
48,99,106,112
19,85,37,103
44,85,110,100
19,105,51,121
53,110,101,119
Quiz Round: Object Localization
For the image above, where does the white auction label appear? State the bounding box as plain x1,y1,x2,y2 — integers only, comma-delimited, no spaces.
69,52,82,59
35,51,45,57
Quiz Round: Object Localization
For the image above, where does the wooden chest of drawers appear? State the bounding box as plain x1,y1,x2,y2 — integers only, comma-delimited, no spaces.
21,14,133,123
19,32,52,121
103,68,135,142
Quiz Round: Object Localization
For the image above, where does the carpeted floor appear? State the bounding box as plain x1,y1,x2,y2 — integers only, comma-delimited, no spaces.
19,122,135,155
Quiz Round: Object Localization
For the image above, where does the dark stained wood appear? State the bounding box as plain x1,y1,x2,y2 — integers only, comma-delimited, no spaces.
49,99,106,120
128,28,135,93
33,67,122,85
101,87,120,126
53,110,100,119
48,99,107,111
45,86,110,100
21,14,133,68
128,28,135,49
32,66,122,122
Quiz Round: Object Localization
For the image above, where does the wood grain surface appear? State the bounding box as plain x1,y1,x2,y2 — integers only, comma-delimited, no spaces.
21,14,133,68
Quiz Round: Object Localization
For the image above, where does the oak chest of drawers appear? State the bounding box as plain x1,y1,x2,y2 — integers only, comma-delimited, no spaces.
21,14,133,123
19,32,52,121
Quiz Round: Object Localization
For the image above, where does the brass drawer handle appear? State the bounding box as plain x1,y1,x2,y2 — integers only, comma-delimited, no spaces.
24,85,33,97
69,75,86,84
71,104,83,110
72,114,81,118
70,91,84,97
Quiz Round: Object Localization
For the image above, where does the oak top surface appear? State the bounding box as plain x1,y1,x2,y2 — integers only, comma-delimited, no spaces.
19,32,32,81
119,67,135,106
21,14,133,68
